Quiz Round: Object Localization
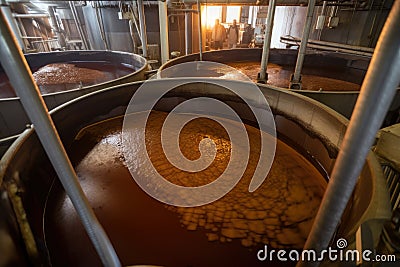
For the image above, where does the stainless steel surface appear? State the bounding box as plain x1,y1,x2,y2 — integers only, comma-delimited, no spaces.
0,10,121,267
94,1,109,50
129,18,139,53
69,1,89,49
48,6,66,49
185,4,192,55
138,0,148,58
258,0,276,82
12,13,49,18
197,0,203,61
82,5,137,52
298,42,373,57
280,36,374,57
159,0,169,64
298,1,400,266
290,0,316,89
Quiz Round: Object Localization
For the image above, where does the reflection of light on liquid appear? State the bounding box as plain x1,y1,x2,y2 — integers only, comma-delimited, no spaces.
100,133,120,146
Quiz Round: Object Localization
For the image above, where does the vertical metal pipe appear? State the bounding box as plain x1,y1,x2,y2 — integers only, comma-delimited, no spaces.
0,10,121,267
158,0,169,64
321,1,328,15
137,0,148,58
129,19,138,53
185,4,193,55
0,0,24,50
289,0,316,89
257,0,277,83
297,1,400,266
196,0,203,61
48,6,66,49
130,2,141,46
69,1,89,49
94,2,109,50
316,1,328,40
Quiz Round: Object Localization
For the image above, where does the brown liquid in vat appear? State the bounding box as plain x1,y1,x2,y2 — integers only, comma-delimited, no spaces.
228,62,361,91
44,111,327,267
0,61,135,98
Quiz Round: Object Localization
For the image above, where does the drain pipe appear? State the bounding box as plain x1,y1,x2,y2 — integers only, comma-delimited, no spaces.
137,0,148,58
196,0,203,60
159,0,169,64
257,0,276,83
289,0,316,90
297,1,400,267
0,10,121,267
69,1,90,49
185,4,193,55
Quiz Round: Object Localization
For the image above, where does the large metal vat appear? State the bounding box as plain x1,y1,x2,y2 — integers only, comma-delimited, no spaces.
158,48,400,124
0,80,390,266
0,50,148,155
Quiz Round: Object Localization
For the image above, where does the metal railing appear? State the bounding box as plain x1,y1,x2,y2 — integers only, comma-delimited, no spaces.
382,164,400,211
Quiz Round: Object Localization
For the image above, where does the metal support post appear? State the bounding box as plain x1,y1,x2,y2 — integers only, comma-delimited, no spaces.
137,0,148,58
289,0,316,89
0,10,120,267
297,1,400,266
94,1,109,50
48,6,66,49
185,4,193,55
197,0,203,60
257,0,277,83
69,1,90,49
158,0,169,64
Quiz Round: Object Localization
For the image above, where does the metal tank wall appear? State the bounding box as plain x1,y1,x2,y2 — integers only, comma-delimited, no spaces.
81,5,135,52
80,3,162,57
0,50,148,156
0,79,390,266
310,0,394,47
158,48,400,125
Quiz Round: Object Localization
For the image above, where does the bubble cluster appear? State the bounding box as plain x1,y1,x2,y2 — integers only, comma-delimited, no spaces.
126,111,326,249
